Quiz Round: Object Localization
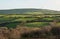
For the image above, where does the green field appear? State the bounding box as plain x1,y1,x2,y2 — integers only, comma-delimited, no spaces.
0,14,60,28
24,22,50,27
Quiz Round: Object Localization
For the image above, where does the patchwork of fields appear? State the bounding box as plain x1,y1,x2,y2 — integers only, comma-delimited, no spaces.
0,14,60,28
0,14,60,39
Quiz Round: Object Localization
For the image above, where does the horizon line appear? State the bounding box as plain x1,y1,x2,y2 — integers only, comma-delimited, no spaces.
0,8,59,11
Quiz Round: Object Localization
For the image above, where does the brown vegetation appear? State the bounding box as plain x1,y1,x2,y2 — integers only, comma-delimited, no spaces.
0,25,60,39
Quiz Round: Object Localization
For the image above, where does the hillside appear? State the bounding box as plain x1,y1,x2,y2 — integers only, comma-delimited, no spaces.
0,9,60,14
0,9,60,39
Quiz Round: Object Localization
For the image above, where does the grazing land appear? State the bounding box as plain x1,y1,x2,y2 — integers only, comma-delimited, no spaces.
0,9,60,39
0,14,60,28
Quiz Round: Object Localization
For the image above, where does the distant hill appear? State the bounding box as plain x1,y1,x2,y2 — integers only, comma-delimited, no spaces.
0,9,60,14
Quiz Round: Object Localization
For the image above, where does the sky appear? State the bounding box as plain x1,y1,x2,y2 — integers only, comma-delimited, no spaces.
0,0,60,11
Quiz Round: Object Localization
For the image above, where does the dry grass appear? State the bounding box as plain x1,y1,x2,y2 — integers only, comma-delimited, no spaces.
0,26,60,39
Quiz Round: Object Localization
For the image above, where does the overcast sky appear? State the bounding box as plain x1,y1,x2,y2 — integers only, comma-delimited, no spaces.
0,0,60,11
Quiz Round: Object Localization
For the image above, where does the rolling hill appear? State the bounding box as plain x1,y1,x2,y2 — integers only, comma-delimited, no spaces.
0,8,60,14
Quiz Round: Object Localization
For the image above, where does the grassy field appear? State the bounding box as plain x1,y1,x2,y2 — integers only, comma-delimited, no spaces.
24,22,50,27
0,14,60,28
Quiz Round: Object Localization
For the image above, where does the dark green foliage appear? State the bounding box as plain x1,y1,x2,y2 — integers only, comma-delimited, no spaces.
51,27,60,35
